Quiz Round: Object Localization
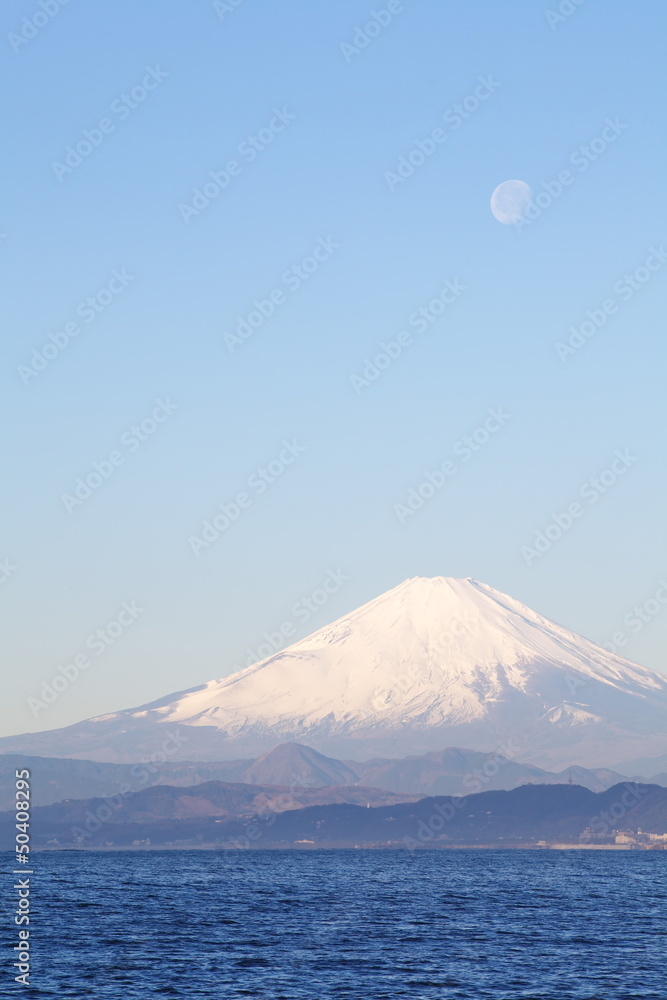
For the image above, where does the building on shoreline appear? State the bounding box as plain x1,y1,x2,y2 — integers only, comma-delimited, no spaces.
615,829,667,848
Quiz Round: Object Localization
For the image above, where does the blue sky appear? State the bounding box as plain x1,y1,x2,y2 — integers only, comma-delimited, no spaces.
2,0,666,737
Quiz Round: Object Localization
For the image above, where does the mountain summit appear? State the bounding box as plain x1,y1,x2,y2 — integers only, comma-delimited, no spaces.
4,577,667,767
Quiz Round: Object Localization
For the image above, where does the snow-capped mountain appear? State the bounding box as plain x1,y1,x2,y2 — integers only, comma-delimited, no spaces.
4,577,667,767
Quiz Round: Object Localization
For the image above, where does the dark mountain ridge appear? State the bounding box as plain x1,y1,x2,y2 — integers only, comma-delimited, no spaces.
0,742,640,811
4,781,665,851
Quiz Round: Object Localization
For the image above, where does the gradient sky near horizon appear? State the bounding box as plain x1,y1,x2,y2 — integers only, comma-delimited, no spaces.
2,0,666,738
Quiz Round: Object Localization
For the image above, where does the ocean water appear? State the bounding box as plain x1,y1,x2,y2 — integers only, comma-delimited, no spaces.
5,849,666,999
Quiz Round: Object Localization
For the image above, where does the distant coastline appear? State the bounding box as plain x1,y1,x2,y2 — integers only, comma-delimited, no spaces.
23,841,665,852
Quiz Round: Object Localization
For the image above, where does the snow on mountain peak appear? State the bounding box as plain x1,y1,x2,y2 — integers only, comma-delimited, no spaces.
158,576,667,747
4,575,665,768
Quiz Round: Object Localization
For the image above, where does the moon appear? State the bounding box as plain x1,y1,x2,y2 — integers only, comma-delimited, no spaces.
490,180,532,224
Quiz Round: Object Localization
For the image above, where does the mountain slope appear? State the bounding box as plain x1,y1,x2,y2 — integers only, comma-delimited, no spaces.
241,743,359,788
3,577,667,767
0,745,638,811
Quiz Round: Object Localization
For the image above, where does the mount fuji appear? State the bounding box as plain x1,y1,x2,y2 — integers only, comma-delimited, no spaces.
4,577,667,768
